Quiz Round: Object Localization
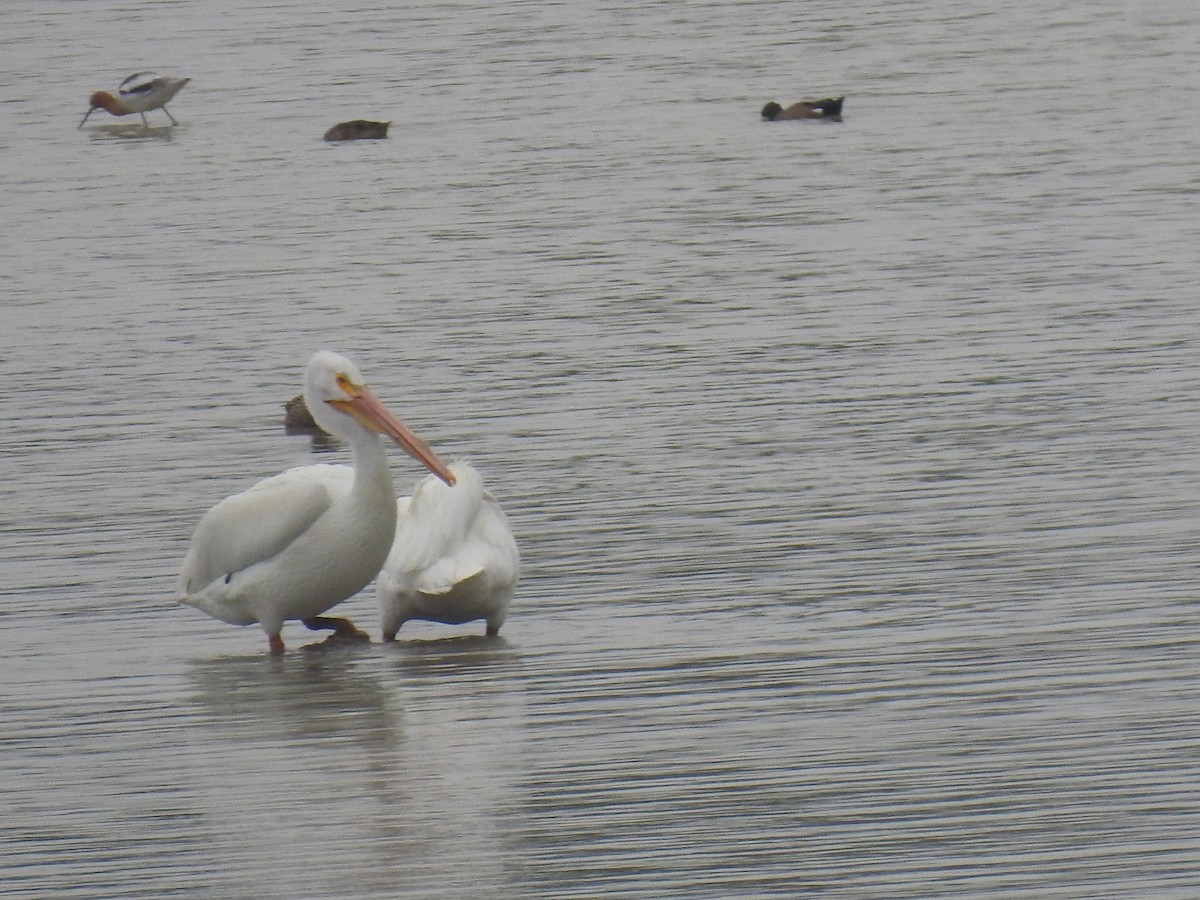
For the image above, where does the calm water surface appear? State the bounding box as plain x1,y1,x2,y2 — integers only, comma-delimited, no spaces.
2,1,1199,897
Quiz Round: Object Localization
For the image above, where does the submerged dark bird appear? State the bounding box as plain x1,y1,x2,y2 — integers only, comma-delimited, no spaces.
761,97,844,121
323,120,390,141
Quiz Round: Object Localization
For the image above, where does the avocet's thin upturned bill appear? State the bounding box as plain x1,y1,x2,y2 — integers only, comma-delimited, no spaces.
79,72,191,128
177,351,456,654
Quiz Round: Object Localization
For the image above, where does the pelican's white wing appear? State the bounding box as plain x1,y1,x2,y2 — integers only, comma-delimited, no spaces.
378,463,519,636
177,465,352,596
388,466,488,592
408,490,516,595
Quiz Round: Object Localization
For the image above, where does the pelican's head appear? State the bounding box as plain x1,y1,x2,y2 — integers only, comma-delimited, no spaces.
304,351,455,485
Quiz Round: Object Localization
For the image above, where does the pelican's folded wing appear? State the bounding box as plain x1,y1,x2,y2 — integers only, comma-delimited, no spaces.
415,558,486,596
177,467,345,596
414,493,518,596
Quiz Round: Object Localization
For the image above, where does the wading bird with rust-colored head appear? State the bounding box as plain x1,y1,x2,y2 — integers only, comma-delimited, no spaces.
80,72,191,127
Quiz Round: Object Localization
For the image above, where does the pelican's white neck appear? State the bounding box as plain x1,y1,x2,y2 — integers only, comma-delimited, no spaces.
345,425,391,487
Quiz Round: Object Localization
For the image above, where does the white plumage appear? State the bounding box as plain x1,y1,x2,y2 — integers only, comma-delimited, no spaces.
378,463,519,640
177,351,455,654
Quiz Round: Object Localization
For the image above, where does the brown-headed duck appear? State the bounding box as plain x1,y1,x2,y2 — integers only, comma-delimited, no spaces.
761,97,844,121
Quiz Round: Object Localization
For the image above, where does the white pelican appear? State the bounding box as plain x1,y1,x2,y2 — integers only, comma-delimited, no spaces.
79,72,190,128
377,463,519,640
177,351,455,654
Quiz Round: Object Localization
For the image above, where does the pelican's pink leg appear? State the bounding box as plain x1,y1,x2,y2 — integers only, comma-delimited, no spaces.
268,633,286,655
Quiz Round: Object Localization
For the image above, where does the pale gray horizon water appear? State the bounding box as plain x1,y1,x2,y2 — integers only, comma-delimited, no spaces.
2,1,1199,897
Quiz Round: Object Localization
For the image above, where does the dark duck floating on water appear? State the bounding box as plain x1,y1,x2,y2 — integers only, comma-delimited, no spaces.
284,394,326,434
323,119,390,141
761,97,844,121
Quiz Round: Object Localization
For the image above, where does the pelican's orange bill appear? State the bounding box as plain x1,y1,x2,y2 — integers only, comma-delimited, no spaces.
331,387,455,486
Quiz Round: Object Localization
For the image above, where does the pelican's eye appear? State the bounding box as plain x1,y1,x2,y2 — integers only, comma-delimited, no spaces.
335,372,359,398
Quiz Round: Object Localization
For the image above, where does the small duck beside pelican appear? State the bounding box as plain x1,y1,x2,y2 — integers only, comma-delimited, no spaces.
284,394,321,433
80,72,191,127
761,96,844,121
377,463,520,640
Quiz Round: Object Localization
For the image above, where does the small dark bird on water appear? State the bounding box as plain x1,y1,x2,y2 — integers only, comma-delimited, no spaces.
761,97,844,121
323,120,390,141
284,394,326,434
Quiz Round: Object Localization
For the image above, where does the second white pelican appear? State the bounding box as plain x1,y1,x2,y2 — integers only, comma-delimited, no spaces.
177,351,455,654
377,463,519,640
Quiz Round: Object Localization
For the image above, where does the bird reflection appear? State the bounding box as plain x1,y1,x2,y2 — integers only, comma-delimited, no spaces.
85,123,176,141
385,634,515,677
183,642,528,896
187,649,400,746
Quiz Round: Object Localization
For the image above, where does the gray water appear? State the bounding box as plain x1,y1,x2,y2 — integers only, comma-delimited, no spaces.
2,1,1199,897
